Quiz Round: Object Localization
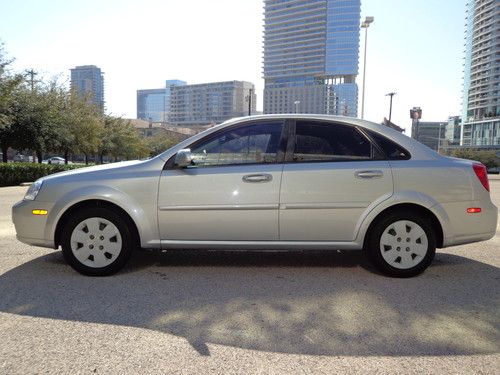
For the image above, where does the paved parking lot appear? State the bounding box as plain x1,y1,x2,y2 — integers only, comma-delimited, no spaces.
0,183,499,374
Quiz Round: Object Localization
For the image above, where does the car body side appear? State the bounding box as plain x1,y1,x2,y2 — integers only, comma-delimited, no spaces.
12,115,497,252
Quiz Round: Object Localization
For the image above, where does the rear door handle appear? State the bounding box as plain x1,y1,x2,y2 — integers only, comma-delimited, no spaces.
242,173,273,183
355,170,383,179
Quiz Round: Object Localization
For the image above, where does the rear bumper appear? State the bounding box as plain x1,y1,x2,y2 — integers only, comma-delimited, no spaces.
12,200,55,249
441,199,497,247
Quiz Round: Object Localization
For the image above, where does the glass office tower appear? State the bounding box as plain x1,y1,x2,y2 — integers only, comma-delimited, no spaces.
263,0,361,116
461,0,500,146
137,89,168,122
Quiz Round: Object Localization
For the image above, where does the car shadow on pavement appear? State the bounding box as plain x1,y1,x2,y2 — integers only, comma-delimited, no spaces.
0,249,499,357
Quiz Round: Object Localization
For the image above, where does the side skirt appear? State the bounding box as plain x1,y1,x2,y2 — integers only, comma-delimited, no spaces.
159,240,362,251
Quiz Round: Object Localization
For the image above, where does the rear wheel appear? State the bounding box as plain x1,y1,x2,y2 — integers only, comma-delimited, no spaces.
366,212,436,277
61,207,134,276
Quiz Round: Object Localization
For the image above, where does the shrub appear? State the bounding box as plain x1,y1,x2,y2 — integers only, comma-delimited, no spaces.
450,149,498,168
0,162,85,187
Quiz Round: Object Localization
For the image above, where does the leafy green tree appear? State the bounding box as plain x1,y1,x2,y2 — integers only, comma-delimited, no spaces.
60,89,103,164
146,132,181,157
9,83,63,163
98,116,149,163
0,43,24,162
69,95,103,165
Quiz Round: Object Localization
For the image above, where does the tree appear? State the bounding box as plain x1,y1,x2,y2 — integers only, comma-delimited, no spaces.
68,93,103,165
60,89,104,164
0,42,24,162
9,82,65,163
146,132,181,157
98,116,149,163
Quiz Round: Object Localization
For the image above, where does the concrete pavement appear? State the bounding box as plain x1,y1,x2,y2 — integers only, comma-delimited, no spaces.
0,184,499,374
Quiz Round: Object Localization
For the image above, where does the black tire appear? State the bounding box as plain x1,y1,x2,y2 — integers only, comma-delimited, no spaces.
61,207,135,276
365,211,436,277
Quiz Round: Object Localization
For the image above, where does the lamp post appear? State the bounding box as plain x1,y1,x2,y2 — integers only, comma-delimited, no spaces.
246,88,253,116
360,16,374,119
386,92,396,122
294,100,300,114
437,122,443,154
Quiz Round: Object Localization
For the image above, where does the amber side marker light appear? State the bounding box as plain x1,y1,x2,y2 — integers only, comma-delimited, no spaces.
467,208,482,214
32,209,48,215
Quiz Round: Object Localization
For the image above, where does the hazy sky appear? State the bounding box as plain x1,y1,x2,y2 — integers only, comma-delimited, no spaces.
0,0,465,132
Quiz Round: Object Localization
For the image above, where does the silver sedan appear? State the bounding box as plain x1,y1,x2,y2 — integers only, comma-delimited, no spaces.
12,115,498,277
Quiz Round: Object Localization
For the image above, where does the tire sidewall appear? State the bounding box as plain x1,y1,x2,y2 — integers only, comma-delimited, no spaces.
367,212,436,277
61,207,134,276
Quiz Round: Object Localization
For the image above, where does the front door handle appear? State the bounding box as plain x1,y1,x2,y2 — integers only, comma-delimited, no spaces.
355,170,383,179
242,173,273,183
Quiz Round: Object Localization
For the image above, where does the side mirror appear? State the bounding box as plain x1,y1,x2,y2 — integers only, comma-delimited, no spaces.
174,149,194,167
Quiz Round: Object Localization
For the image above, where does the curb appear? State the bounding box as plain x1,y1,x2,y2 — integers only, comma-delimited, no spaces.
20,182,33,186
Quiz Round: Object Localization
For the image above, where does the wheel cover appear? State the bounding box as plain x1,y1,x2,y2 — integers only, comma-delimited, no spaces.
379,220,428,270
70,217,122,268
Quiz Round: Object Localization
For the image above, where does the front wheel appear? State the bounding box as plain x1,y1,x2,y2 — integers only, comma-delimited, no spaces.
365,212,436,277
61,207,134,276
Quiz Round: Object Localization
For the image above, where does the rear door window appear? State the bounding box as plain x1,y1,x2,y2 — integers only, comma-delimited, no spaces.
292,121,379,162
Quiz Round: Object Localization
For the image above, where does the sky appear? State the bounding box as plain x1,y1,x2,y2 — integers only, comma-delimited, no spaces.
0,0,466,132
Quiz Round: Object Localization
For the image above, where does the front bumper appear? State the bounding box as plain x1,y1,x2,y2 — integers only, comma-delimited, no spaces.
12,200,55,249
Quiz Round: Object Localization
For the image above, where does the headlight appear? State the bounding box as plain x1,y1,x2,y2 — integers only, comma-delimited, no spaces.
24,179,44,201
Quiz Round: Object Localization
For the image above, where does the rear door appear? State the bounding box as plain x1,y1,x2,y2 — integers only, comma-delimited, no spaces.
279,120,393,241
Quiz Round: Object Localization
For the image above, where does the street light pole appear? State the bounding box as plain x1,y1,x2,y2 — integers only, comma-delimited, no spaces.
437,122,442,154
360,16,374,120
246,88,253,116
294,100,300,114
386,92,396,122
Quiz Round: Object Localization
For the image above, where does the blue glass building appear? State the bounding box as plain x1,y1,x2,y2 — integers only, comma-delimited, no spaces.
137,80,186,122
263,0,361,117
137,88,168,122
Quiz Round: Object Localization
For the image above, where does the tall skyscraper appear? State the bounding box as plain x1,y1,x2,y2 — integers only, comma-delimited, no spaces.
70,65,105,112
461,0,500,146
263,0,361,116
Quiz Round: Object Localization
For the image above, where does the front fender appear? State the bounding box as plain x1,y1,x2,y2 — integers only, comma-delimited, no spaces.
46,185,159,249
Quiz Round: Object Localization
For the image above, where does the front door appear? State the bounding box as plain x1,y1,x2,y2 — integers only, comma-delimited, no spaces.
158,120,285,241
279,120,393,241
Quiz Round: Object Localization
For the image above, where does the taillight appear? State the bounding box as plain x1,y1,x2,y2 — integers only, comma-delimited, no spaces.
472,163,490,192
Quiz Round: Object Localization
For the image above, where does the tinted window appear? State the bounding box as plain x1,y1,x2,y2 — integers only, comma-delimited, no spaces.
189,122,283,167
293,121,375,162
367,130,411,160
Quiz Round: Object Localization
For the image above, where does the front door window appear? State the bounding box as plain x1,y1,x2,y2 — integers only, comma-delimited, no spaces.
189,122,283,167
